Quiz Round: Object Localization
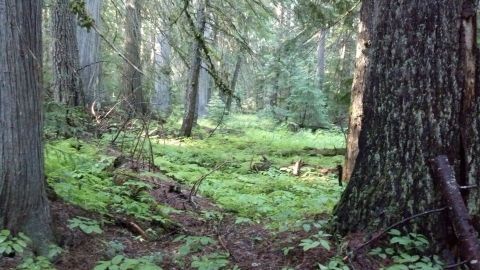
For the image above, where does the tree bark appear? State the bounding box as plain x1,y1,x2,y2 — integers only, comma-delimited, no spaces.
0,0,54,254
335,0,480,251
342,1,373,182
196,23,212,119
151,31,172,118
77,0,103,107
227,54,242,112
317,29,328,91
122,0,146,115
53,0,84,106
180,0,207,137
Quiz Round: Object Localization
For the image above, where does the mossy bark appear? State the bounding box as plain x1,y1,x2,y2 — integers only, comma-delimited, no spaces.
335,0,480,250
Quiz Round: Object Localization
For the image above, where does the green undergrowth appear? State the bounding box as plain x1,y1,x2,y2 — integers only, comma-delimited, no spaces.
45,139,171,226
150,114,345,230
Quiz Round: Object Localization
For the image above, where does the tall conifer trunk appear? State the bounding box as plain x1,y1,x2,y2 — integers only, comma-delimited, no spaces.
335,0,480,250
0,0,53,255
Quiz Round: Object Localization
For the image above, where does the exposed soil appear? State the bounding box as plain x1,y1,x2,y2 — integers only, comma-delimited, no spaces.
0,149,379,270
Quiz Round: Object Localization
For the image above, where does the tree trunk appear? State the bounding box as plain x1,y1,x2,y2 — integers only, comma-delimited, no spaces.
122,0,146,115
342,1,372,182
180,0,207,137
335,0,480,251
196,23,212,119
227,54,242,112
0,0,54,254
53,0,84,106
317,29,328,91
151,31,172,118
196,62,210,118
77,0,103,107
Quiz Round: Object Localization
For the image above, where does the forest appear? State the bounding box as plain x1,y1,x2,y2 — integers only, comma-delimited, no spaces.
1,0,480,269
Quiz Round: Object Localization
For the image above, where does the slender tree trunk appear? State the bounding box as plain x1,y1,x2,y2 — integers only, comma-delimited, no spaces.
0,0,53,255
335,0,480,250
196,23,212,118
122,0,146,115
180,0,207,137
317,29,328,91
53,0,84,106
227,54,242,112
196,62,210,117
77,0,103,107
151,31,172,118
342,2,372,181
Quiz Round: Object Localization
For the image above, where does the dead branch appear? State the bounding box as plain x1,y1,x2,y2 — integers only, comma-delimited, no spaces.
431,155,480,270
293,160,303,176
349,207,447,258
189,162,229,204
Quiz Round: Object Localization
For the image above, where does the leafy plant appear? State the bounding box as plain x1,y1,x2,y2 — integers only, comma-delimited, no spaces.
318,257,349,270
299,230,331,251
0,229,30,256
94,255,162,270
68,216,103,234
368,229,443,270
173,235,217,257
17,256,56,270
191,252,230,270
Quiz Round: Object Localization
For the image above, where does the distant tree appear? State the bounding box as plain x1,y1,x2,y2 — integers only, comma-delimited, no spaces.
151,31,173,118
122,0,146,115
53,0,84,106
0,0,54,254
77,0,103,107
180,0,207,137
335,0,480,249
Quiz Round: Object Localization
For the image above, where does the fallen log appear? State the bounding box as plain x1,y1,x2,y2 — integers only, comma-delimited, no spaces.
431,155,480,270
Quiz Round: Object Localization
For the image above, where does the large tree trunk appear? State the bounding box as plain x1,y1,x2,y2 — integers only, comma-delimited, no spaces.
122,0,146,115
180,0,207,137
77,0,103,107
342,2,372,182
0,0,54,254
151,31,172,118
53,0,84,106
335,0,480,251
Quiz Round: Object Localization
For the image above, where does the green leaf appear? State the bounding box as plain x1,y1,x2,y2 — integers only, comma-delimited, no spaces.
112,255,124,265
302,223,311,232
388,229,401,236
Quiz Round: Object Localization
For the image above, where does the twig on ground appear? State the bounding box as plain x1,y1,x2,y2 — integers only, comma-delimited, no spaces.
348,207,447,259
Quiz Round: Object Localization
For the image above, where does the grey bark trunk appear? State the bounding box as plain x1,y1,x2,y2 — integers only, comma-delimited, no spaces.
317,29,328,91
77,0,103,107
196,23,212,118
180,0,207,137
0,0,54,255
53,0,84,106
197,62,210,117
227,54,242,112
151,31,172,118
342,2,372,182
122,0,146,115
335,0,480,250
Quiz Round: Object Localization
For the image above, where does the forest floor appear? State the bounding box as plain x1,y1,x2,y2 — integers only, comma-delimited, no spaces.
1,114,388,270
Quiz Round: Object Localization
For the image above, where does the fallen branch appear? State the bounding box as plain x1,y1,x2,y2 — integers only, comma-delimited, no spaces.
189,162,229,205
349,207,447,258
115,217,148,240
431,155,480,270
